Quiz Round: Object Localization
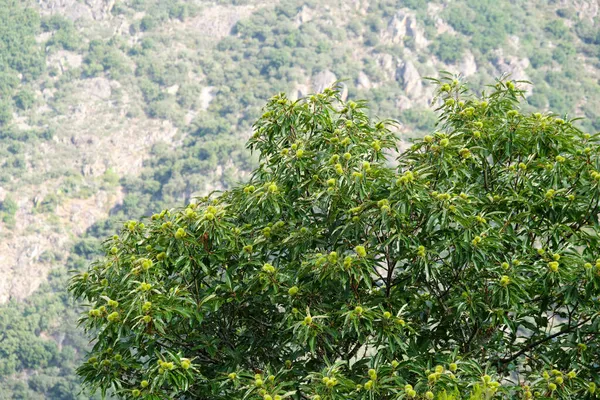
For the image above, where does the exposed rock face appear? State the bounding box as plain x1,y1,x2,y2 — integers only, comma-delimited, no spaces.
386,11,408,43
47,50,83,74
459,50,477,77
0,235,59,304
86,77,113,100
311,70,348,100
312,69,338,93
166,84,180,95
560,0,599,20
356,71,372,90
0,188,123,303
199,87,215,111
289,82,310,101
406,15,428,49
183,4,258,39
81,158,107,177
0,74,176,305
384,9,428,49
294,5,314,26
396,95,412,111
492,49,531,81
398,60,423,99
376,53,398,81
428,3,455,34
55,189,124,236
289,70,350,100
492,50,532,95
47,76,179,178
38,0,115,20
350,0,369,14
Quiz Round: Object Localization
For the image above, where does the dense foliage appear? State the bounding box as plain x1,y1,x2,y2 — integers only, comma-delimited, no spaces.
71,78,600,399
0,0,44,95
0,271,104,400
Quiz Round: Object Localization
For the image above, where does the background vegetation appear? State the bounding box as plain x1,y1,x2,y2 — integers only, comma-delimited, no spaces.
1,0,600,398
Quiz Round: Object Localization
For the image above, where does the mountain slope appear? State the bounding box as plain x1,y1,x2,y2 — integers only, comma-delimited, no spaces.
1,0,599,397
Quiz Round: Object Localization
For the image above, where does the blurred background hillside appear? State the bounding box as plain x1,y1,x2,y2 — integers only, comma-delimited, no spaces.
0,0,599,397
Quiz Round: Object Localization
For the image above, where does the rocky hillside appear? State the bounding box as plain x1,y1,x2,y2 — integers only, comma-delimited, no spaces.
1,0,600,397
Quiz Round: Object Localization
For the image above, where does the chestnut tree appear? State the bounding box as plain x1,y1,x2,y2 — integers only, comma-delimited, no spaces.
70,77,600,399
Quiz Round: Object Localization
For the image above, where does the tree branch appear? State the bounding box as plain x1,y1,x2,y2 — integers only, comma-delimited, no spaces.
496,314,595,367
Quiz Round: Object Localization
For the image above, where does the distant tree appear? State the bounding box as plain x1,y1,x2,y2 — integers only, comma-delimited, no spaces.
1,195,18,226
0,71,20,98
429,34,466,64
43,14,82,51
14,90,35,110
140,16,157,32
0,2,45,81
545,20,569,40
71,78,600,399
1,195,18,215
82,40,129,78
0,101,13,126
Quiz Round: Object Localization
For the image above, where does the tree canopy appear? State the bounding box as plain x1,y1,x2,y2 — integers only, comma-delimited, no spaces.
70,76,600,399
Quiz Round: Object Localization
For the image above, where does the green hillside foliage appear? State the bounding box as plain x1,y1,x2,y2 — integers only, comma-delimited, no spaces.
0,0,44,127
0,1,44,82
0,269,105,400
1,0,600,398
